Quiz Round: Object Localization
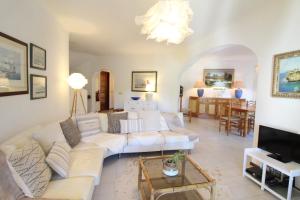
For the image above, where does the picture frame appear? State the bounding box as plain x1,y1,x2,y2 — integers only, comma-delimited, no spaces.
0,32,28,97
30,43,46,70
131,71,157,92
30,74,47,100
203,69,235,88
272,50,300,98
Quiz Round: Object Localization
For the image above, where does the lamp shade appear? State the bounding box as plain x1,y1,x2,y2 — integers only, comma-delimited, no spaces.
67,73,88,89
233,81,244,89
193,80,205,88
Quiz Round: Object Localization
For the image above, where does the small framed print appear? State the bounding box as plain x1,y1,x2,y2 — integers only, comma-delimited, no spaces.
30,43,46,70
131,71,157,92
30,74,47,100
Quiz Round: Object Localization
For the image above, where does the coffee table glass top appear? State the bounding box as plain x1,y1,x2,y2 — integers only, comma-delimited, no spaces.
142,157,209,189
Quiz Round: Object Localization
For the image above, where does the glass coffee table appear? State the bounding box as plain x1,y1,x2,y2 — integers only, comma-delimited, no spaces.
138,155,216,200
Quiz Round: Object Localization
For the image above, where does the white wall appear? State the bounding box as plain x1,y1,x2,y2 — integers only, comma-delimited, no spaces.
70,52,184,112
0,0,70,142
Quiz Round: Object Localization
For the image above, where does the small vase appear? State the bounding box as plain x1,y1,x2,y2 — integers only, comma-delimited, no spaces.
197,88,204,97
235,89,243,99
163,159,179,176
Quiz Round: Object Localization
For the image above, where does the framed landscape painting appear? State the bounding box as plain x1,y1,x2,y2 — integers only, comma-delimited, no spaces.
131,71,157,92
30,43,46,70
30,74,47,100
272,50,300,98
0,32,28,97
203,69,234,88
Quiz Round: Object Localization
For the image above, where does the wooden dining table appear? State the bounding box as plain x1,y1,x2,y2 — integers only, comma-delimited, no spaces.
231,105,256,137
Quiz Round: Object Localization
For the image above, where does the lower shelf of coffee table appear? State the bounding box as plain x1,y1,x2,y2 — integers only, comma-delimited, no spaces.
139,181,203,200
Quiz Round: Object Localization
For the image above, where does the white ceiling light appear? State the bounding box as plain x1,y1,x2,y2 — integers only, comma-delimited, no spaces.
135,0,193,44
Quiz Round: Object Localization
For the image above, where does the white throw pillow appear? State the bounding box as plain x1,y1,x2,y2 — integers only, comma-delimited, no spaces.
120,119,143,133
99,113,108,132
160,114,170,131
46,142,71,178
8,140,52,198
138,110,161,131
76,113,101,137
32,122,67,154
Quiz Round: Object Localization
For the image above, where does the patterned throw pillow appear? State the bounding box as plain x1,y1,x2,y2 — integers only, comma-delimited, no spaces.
8,141,52,198
107,112,128,133
60,118,81,147
46,142,71,178
76,113,101,137
120,119,143,133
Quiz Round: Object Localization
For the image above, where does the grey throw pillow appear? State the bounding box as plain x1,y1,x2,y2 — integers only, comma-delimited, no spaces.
60,118,81,147
108,112,128,133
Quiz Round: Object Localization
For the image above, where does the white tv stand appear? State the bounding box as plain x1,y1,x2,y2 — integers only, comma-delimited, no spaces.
243,148,300,200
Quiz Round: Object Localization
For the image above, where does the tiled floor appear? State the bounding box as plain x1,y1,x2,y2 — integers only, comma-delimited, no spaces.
93,118,276,200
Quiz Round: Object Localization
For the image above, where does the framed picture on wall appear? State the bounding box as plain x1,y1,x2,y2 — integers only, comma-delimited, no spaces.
30,43,46,70
30,74,47,100
203,69,234,88
272,50,300,98
0,32,28,97
131,71,157,92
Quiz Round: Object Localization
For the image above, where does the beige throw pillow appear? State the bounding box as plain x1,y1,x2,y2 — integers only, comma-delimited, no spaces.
8,141,52,198
76,113,101,137
107,112,128,133
60,118,81,147
46,142,71,178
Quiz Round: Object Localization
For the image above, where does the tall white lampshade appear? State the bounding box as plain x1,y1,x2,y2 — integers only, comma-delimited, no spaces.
68,73,88,117
67,73,88,89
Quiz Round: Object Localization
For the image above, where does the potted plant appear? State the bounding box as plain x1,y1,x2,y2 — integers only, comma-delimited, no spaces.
163,151,185,176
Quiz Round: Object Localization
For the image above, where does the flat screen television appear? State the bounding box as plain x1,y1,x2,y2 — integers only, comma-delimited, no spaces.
258,125,300,164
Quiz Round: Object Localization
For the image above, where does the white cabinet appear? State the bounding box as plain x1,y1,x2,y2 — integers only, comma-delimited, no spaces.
124,100,157,111
243,148,300,200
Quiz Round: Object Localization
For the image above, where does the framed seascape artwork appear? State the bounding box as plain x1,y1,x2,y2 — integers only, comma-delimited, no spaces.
0,32,28,97
272,50,300,98
131,71,157,92
30,74,47,100
30,43,46,70
203,69,234,88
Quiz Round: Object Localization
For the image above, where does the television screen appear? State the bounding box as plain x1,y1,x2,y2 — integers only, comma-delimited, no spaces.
258,125,300,163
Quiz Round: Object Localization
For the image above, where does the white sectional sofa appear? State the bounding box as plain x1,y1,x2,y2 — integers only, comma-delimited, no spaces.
0,111,199,200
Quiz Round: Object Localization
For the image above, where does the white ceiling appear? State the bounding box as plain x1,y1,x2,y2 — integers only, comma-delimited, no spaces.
43,0,271,56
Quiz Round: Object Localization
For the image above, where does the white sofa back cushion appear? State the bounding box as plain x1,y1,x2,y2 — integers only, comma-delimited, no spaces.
76,113,101,137
160,114,170,131
138,110,161,132
99,113,108,132
120,119,143,133
32,122,67,154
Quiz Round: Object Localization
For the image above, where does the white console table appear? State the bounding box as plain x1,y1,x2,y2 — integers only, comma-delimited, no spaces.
124,100,157,111
243,148,300,200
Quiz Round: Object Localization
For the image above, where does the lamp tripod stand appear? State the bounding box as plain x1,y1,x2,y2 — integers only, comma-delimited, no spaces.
70,89,87,117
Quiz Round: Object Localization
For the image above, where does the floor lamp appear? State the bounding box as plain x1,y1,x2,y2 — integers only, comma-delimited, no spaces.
68,73,88,117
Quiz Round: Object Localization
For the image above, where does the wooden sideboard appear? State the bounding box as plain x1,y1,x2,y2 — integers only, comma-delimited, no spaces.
188,97,246,119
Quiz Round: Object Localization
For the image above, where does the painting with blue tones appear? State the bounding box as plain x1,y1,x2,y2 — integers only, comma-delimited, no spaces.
273,50,300,98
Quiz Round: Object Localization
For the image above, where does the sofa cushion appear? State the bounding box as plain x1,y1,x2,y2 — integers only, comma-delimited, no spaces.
107,112,128,133
0,150,26,200
120,119,143,133
161,112,184,130
160,131,189,144
8,141,52,198
172,127,199,142
46,142,71,178
127,131,164,146
99,113,108,132
72,141,100,151
138,111,161,131
81,133,126,154
76,113,101,137
69,148,105,185
41,177,94,200
60,118,81,147
160,114,170,131
33,122,67,154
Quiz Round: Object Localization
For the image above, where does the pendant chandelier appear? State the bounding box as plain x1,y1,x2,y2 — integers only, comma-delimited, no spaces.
135,0,193,44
